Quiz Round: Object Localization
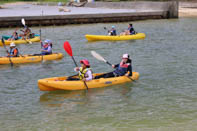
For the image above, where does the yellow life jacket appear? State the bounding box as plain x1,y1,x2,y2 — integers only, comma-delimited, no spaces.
78,67,91,80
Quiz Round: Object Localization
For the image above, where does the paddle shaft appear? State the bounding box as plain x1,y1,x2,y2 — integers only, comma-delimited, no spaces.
91,51,135,82
63,41,89,90
1,38,13,67
71,56,89,90
104,27,110,33
71,56,78,67
39,25,44,61
39,20,42,46
21,19,32,44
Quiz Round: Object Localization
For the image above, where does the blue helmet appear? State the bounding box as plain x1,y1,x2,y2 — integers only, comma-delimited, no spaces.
112,25,115,28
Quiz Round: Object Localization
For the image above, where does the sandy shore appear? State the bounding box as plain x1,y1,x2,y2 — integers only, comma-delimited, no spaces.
179,1,197,17
179,7,197,17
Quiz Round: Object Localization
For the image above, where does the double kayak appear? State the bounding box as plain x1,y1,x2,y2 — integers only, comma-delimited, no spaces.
38,72,139,91
0,53,63,65
85,33,146,41
0,35,40,46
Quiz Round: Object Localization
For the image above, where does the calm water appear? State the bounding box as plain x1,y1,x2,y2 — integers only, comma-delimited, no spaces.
0,18,197,130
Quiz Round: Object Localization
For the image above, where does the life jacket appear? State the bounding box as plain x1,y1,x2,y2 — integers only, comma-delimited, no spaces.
110,29,117,36
9,47,19,57
11,34,19,40
43,44,52,54
78,67,92,80
113,61,130,76
128,27,135,35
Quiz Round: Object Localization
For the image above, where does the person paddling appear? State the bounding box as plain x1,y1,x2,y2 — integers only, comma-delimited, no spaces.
128,24,136,35
108,25,117,36
67,59,93,81
95,54,132,79
7,43,19,57
8,32,19,41
19,26,32,40
41,39,52,55
120,24,136,35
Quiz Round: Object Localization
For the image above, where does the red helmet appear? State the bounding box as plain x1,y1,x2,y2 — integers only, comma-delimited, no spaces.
80,59,90,66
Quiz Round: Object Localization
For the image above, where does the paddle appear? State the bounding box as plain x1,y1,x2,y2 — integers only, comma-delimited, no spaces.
104,27,110,33
91,50,135,81
91,50,112,66
39,18,44,61
40,10,43,45
21,18,32,44
63,41,89,90
1,37,13,67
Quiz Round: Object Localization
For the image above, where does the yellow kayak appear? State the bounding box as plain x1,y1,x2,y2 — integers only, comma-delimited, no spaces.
85,33,146,41
38,72,139,91
0,36,40,46
0,53,63,65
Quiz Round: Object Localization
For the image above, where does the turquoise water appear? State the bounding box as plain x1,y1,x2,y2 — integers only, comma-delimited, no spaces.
0,18,197,130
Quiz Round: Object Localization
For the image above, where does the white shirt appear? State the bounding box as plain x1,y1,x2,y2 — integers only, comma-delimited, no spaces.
85,70,93,81
74,67,93,81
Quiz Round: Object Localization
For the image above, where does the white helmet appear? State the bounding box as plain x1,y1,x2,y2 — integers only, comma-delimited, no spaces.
44,39,52,44
10,42,16,47
44,39,49,43
122,54,129,59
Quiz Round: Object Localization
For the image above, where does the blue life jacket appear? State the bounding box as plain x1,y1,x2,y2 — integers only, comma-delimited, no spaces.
128,27,135,35
10,35,18,40
9,47,19,57
113,62,130,76
111,30,116,36
41,45,52,55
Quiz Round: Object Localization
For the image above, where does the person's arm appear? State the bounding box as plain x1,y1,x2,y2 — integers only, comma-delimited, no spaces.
20,29,25,33
114,64,119,68
127,64,132,76
47,46,52,53
85,70,93,81
74,67,80,72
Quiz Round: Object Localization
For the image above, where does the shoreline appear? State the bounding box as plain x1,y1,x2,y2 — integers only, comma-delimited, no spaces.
179,1,197,17
0,1,176,28
0,1,179,28
1,1,197,18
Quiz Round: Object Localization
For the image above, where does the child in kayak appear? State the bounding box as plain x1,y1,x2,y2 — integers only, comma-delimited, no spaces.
7,43,19,57
95,54,132,79
108,25,117,36
41,39,52,55
67,59,93,81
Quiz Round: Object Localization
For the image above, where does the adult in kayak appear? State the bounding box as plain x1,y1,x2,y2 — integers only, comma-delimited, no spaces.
95,54,132,79
67,59,93,81
19,26,34,39
41,39,52,55
7,43,19,57
108,25,117,36
120,24,136,35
